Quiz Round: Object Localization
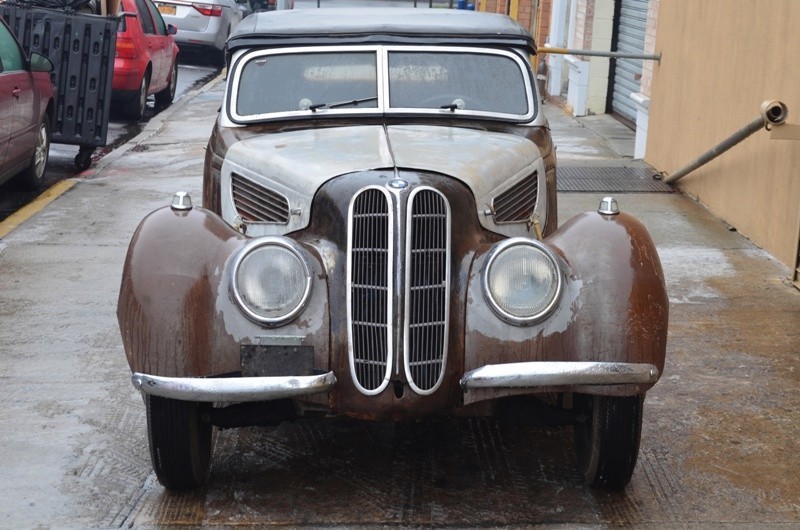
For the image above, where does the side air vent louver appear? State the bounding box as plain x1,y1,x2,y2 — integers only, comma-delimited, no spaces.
492,172,538,223
231,173,290,223
347,187,393,395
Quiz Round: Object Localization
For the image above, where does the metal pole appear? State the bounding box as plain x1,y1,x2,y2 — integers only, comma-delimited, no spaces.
664,100,788,185
539,47,662,62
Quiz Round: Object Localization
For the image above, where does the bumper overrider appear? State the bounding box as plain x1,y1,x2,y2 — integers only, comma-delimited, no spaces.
131,362,659,402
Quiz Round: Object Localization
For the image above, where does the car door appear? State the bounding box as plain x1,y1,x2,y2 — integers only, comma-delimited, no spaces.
0,54,13,169
144,0,175,89
134,0,167,89
0,21,35,170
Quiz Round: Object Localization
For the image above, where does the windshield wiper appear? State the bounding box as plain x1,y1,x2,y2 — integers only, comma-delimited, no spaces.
308,96,378,112
440,98,466,112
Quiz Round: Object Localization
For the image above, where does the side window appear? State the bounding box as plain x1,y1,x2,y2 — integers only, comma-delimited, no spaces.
134,0,156,34
145,0,168,36
0,22,25,73
117,0,128,32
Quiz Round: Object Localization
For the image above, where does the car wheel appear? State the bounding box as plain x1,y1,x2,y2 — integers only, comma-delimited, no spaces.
145,394,214,490
573,393,644,490
155,63,178,108
216,29,230,66
18,117,50,190
125,73,150,121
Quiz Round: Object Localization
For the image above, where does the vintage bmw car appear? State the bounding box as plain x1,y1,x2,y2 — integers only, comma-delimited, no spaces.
117,8,668,491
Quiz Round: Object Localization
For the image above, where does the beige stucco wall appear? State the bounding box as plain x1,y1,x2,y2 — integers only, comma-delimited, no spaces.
646,0,800,271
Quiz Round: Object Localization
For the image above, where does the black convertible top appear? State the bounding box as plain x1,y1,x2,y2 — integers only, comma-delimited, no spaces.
227,8,537,54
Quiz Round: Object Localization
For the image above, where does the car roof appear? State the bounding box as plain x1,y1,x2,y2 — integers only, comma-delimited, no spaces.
227,8,536,54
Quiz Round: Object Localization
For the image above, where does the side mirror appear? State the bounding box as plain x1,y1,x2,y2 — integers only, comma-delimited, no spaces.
167,24,177,35
29,52,53,73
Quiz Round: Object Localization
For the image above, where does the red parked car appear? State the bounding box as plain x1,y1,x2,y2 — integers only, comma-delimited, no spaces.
113,0,180,120
0,18,55,190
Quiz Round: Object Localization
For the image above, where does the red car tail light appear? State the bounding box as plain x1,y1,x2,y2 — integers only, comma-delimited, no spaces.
192,3,223,16
116,37,137,59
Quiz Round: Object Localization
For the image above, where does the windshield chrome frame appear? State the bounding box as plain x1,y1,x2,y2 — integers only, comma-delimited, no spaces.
226,45,536,125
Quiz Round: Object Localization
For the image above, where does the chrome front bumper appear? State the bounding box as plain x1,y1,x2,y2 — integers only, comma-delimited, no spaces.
132,362,658,403
132,371,337,402
460,361,659,389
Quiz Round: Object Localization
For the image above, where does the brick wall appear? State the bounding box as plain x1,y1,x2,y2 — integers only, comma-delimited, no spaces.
573,0,594,52
536,0,551,45
639,0,659,96
478,0,536,40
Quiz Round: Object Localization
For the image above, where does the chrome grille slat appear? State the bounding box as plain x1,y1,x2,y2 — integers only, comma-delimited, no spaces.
348,187,392,395
493,172,538,223
232,173,290,223
404,188,450,394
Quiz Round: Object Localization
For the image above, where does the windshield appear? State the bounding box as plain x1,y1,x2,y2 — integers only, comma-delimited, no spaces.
388,51,527,114
236,51,379,116
230,45,534,122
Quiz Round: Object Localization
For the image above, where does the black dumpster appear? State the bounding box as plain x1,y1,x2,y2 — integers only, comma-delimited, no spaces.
1,3,118,169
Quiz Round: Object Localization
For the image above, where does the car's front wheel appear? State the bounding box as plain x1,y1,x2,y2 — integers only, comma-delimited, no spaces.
145,395,214,490
18,116,50,190
573,393,644,490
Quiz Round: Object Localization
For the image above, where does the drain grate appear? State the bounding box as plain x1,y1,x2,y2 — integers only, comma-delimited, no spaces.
557,166,673,193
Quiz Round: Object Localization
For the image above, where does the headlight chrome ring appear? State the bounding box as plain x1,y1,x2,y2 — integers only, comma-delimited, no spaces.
482,238,563,326
231,237,313,326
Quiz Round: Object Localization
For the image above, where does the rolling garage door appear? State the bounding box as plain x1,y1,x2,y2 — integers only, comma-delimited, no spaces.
610,0,648,124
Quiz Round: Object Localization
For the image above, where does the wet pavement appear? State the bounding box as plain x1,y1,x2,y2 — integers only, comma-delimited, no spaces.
0,60,220,223
0,76,798,528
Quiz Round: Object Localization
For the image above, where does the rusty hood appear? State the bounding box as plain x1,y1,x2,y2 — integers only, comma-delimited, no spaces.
220,124,545,236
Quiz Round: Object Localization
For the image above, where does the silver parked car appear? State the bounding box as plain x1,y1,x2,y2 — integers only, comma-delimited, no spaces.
154,0,243,62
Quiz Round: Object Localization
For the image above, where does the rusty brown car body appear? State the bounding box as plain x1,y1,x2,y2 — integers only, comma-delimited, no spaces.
117,8,668,491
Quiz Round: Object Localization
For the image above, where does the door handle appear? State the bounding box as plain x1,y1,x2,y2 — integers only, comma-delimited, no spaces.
12,88,21,98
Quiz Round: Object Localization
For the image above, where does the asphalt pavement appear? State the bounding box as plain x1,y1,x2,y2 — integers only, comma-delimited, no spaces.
1,75,799,527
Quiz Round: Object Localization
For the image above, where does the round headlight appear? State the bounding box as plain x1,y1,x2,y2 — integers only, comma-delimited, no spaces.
232,238,312,325
483,239,562,325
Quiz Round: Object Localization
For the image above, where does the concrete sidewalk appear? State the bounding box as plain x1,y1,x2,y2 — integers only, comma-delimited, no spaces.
545,100,639,163
0,77,798,527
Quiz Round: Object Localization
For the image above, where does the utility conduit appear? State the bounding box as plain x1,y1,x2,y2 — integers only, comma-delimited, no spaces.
663,100,788,185
539,47,662,62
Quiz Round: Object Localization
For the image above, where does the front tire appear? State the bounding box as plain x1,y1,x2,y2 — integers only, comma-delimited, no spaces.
18,117,50,190
146,395,214,490
573,394,644,490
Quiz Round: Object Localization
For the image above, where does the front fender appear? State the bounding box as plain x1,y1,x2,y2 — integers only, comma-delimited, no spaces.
117,206,246,377
464,210,668,401
116,205,330,380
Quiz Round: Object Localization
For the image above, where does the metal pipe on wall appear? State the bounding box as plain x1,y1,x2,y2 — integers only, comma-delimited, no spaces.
539,46,662,62
664,100,788,185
